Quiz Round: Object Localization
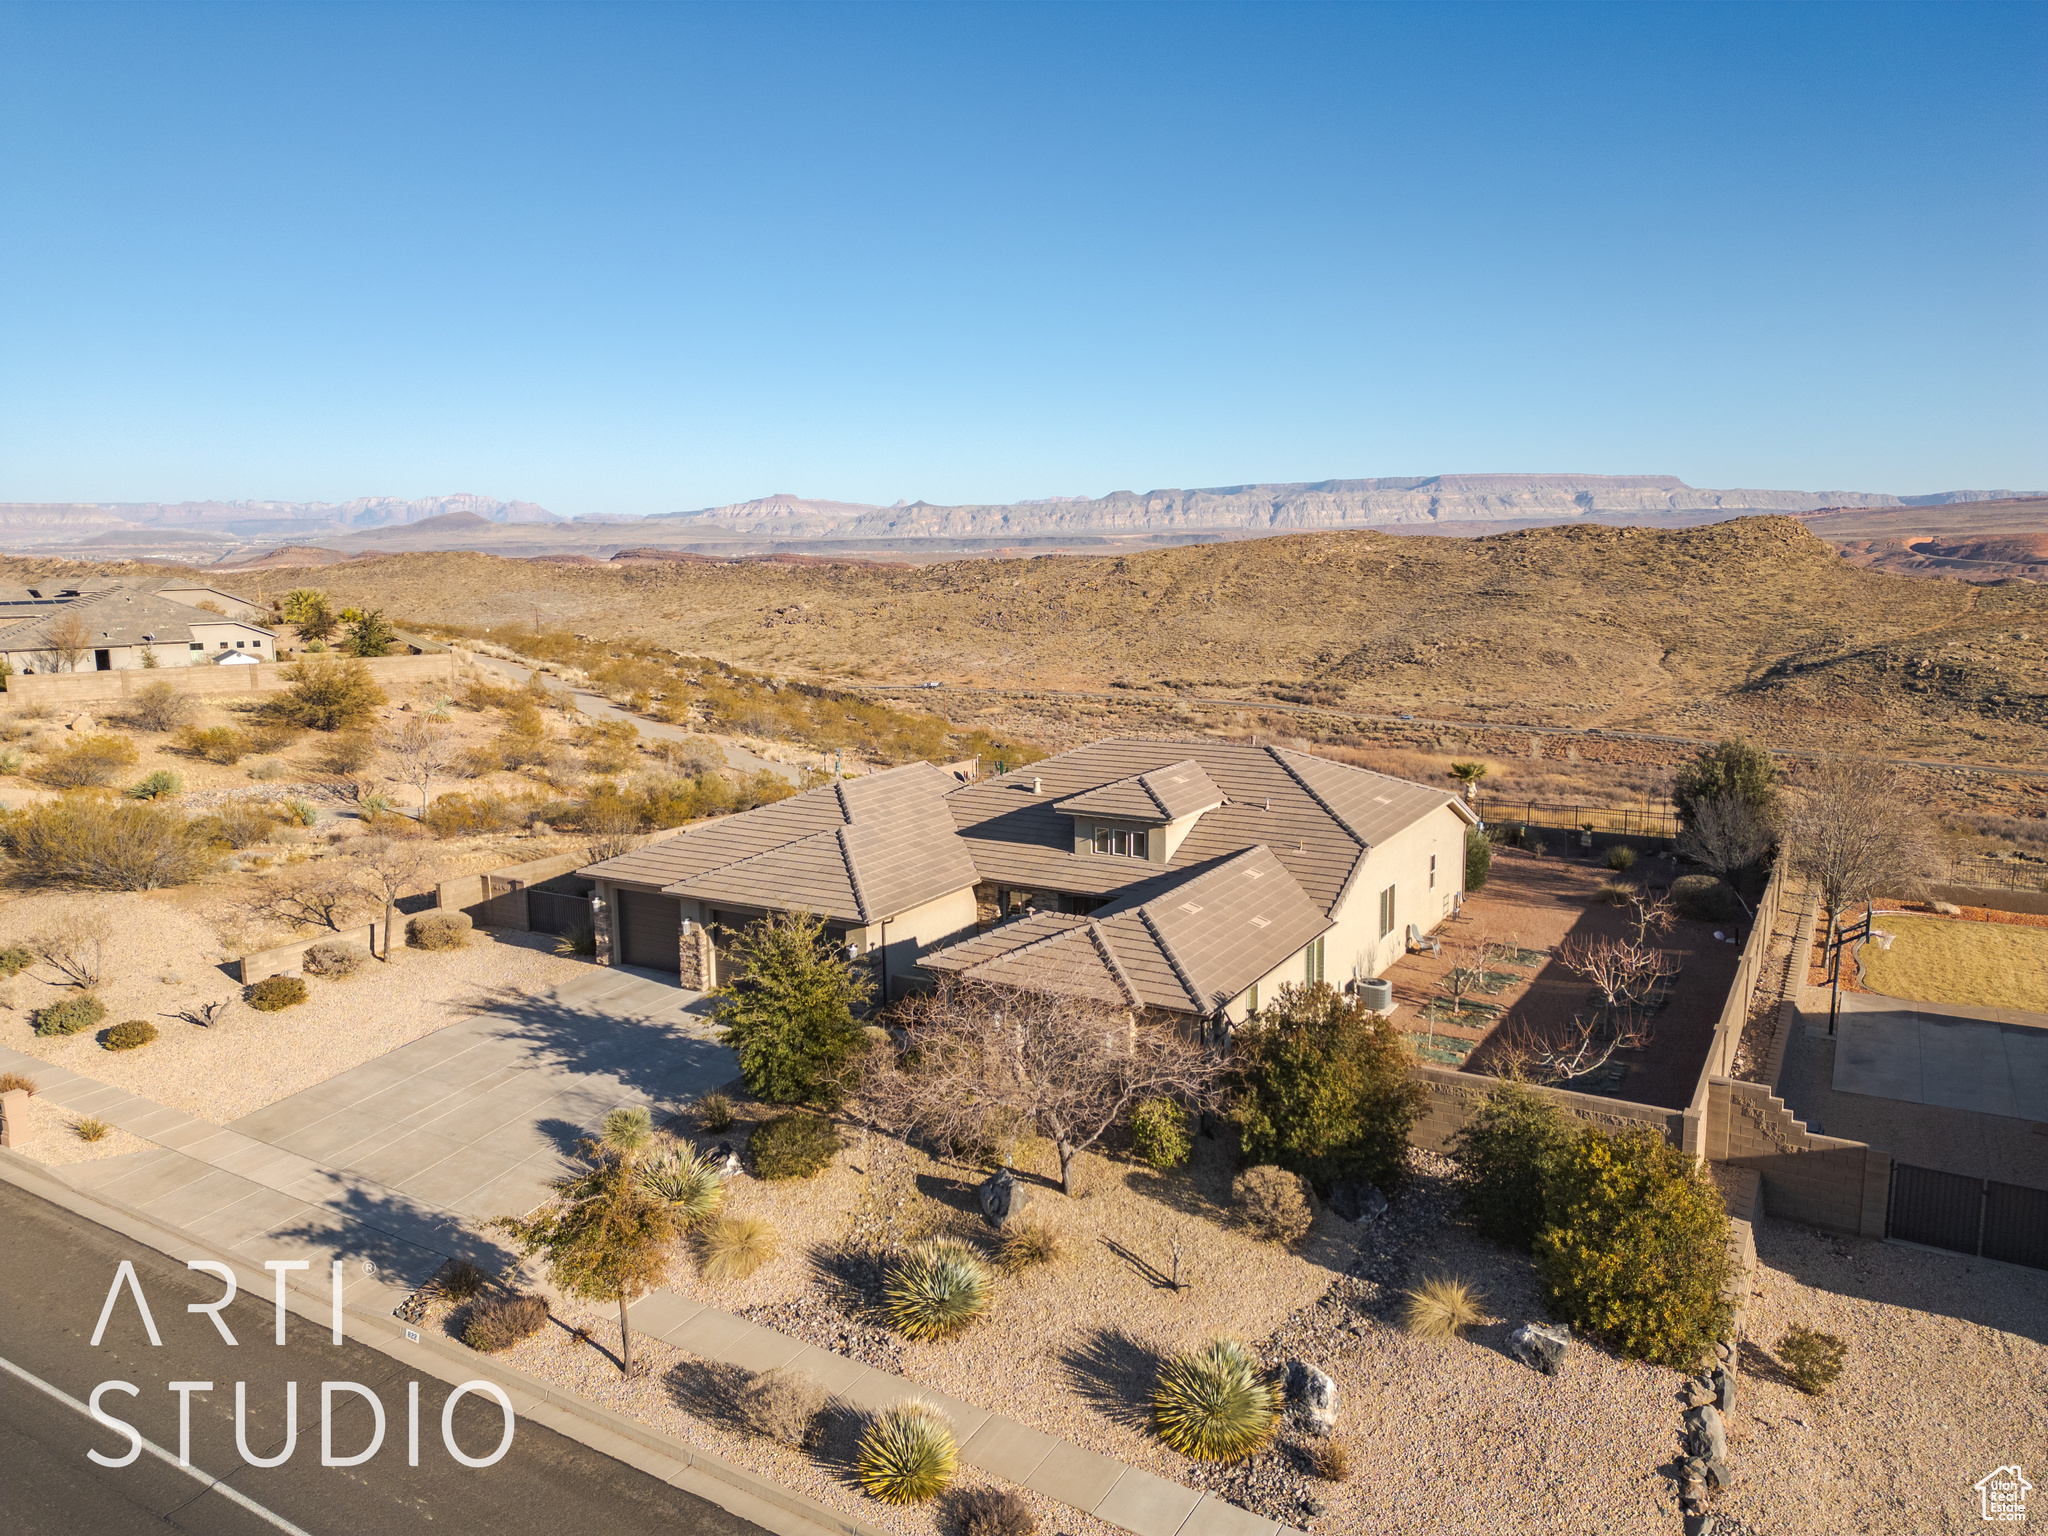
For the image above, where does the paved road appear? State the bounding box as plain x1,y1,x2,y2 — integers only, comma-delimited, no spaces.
468,654,801,784
861,683,2048,781
0,1181,767,1536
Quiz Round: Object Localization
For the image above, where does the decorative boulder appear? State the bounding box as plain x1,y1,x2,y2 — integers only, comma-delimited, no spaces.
1682,1513,1716,1536
977,1167,1029,1229
1711,1364,1735,1414
1327,1181,1389,1224
1683,1404,1728,1462
1705,1459,1732,1491
715,1140,741,1178
1509,1322,1571,1376
1283,1360,1339,1433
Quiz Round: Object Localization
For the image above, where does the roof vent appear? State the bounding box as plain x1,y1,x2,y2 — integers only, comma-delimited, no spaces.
1250,915,1270,928
1179,902,1203,914
1031,776,1042,794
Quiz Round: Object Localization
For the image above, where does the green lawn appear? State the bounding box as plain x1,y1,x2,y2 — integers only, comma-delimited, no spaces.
1860,916,2048,1013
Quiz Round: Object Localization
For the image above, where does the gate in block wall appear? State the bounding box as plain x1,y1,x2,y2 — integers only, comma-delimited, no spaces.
1888,1162,2048,1270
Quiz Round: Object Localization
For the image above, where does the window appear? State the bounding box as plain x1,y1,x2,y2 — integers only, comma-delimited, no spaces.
1429,853,1437,889
188,642,202,651
1304,935,1325,986
1094,827,1111,854
1130,829,1148,859
1379,884,1396,938
218,641,228,649
235,640,245,648
1093,825,1148,857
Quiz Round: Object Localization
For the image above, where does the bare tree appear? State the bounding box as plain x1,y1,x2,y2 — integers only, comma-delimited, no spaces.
1424,925,1497,1049
580,796,642,863
866,981,1225,1197
33,910,111,986
1678,793,1774,915
1620,885,1677,946
1492,1010,1653,1088
37,612,95,674
353,834,433,959
1558,934,1679,1034
234,864,375,934
379,717,455,816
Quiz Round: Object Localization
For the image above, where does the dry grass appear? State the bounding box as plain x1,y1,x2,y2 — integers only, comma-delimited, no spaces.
1402,1275,1486,1341
696,1214,779,1282
1860,915,2048,1011
73,1114,111,1142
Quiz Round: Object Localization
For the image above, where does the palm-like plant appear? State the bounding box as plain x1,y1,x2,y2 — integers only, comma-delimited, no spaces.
1449,761,1489,802
601,1105,654,1157
1152,1337,1280,1460
883,1239,994,1340
636,1145,728,1225
855,1402,957,1504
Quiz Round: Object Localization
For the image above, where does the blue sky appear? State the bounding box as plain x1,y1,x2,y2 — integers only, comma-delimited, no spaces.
2,1,2042,516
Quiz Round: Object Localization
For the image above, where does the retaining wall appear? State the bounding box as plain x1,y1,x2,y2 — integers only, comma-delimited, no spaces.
1927,883,2048,917
4,651,455,707
437,826,693,931
238,920,393,983
1409,1061,1687,1152
1705,1073,1890,1238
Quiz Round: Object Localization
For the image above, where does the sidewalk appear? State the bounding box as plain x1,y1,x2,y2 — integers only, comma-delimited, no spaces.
0,1042,1304,1536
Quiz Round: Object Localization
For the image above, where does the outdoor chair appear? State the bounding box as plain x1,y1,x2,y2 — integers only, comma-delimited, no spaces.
1406,923,1440,958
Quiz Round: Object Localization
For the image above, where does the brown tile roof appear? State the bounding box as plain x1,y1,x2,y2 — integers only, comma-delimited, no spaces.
948,738,1472,917
925,844,1327,1015
580,760,979,922
1052,758,1223,823
0,587,236,652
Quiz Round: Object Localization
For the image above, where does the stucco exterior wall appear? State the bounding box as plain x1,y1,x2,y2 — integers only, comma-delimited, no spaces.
876,885,982,1001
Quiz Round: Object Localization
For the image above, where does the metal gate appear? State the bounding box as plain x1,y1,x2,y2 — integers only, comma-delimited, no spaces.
527,890,588,937
1888,1162,2048,1270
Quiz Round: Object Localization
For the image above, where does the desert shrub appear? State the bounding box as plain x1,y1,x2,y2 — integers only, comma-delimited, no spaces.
270,658,387,731
243,719,300,754
176,726,251,765
126,770,183,800
1233,1165,1316,1243
462,1292,548,1353
575,718,639,774
30,733,140,788
997,1220,1062,1274
1777,1325,1848,1395
249,759,284,782
407,911,473,951
75,1115,112,1142
0,1070,38,1094
1311,1440,1351,1481
710,909,871,1105
320,731,374,773
343,609,397,658
426,1258,489,1303
748,1112,841,1179
636,1145,727,1225
1671,873,1741,921
1465,824,1493,892
1591,880,1633,906
884,1239,994,1340
1230,983,1425,1193
244,976,308,1012
1606,844,1638,872
696,1214,779,1282
1452,1081,1577,1251
458,675,519,712
1152,1337,1280,1460
1402,1275,1484,1340
127,681,194,733
695,1091,734,1133
424,791,530,838
194,800,280,850
3,798,215,890
277,797,318,827
956,1488,1037,1536
0,749,20,775
1534,1128,1733,1368
302,941,369,978
1673,737,1780,830
1130,1096,1193,1170
734,1367,828,1448
554,916,598,956
0,947,32,978
34,994,106,1037
103,1018,158,1051
856,1402,957,1505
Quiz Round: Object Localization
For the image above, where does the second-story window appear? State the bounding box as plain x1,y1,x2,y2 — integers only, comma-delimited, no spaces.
1092,826,1149,857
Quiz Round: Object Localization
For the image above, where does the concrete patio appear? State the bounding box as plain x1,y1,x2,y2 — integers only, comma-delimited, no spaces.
1832,992,2048,1121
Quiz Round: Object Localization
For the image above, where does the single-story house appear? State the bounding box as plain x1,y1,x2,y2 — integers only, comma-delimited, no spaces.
578,737,1477,1022
0,583,278,674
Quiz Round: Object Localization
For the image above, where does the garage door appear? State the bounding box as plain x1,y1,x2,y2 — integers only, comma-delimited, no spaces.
616,888,681,972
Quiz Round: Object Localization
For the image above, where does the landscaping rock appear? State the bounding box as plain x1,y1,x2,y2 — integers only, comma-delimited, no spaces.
1683,1512,1715,1536
1509,1322,1571,1375
1327,1181,1389,1224
1283,1359,1340,1432
1706,1458,1732,1490
1683,1404,1728,1461
1712,1364,1735,1414
715,1141,741,1178
1681,1379,1716,1408
976,1167,1029,1229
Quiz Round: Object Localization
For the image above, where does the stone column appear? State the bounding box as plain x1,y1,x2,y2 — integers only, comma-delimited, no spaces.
0,1087,29,1148
590,888,614,966
677,920,714,990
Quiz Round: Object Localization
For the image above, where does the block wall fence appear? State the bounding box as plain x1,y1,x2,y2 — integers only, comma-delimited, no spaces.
3,650,455,707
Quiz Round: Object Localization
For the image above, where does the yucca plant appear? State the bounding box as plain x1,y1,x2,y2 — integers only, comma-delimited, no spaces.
637,1145,728,1225
1152,1337,1280,1460
855,1402,957,1504
601,1105,654,1156
883,1238,994,1340
1402,1275,1485,1341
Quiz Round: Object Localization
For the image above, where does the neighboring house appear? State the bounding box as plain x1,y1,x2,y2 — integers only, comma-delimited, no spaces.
578,737,1476,1022
0,583,277,674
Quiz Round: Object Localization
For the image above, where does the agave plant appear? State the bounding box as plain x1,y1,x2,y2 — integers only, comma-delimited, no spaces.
1152,1337,1280,1460
855,1401,957,1504
883,1239,994,1341
636,1145,727,1225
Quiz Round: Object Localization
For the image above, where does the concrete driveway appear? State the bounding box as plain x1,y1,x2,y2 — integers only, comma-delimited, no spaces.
1832,992,2048,1121
228,966,734,1224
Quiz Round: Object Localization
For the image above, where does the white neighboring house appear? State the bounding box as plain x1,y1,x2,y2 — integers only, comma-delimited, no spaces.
0,582,278,674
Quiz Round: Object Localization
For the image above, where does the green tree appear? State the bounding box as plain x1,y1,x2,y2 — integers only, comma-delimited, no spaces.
1465,824,1493,892
281,588,338,642
1451,1081,1576,1250
710,909,872,1105
1672,738,1780,830
1230,982,1426,1193
493,1143,678,1376
1534,1128,1734,1367
343,608,398,658
269,657,388,731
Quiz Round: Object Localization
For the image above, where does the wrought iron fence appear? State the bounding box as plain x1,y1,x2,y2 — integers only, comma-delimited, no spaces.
1472,797,1679,842
1941,855,2048,894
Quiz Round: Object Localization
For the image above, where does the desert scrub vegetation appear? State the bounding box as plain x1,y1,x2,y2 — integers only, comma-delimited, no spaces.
1606,843,1638,872
74,1114,113,1143
406,912,473,951
174,725,251,765
1534,1128,1733,1368
855,1402,958,1505
125,770,183,800
34,993,107,1037
1310,1441,1352,1482
124,680,196,733
462,1292,549,1353
1152,1337,1280,1460
696,1214,779,1282
1232,1165,1317,1244
1129,1095,1193,1170
102,1019,159,1051
28,733,140,789
1230,981,1425,1194
0,1070,38,1095
268,657,387,731
1452,1081,1578,1251
244,976,309,1012
1402,1275,1485,1340
883,1239,995,1340
635,1144,727,1224
1465,824,1493,891
302,941,369,978
1776,1325,1848,1395
0,946,34,978
694,1090,734,1133
996,1220,1062,1274
955,1488,1037,1536
711,909,871,1105
747,1112,842,1179
734,1367,827,1449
